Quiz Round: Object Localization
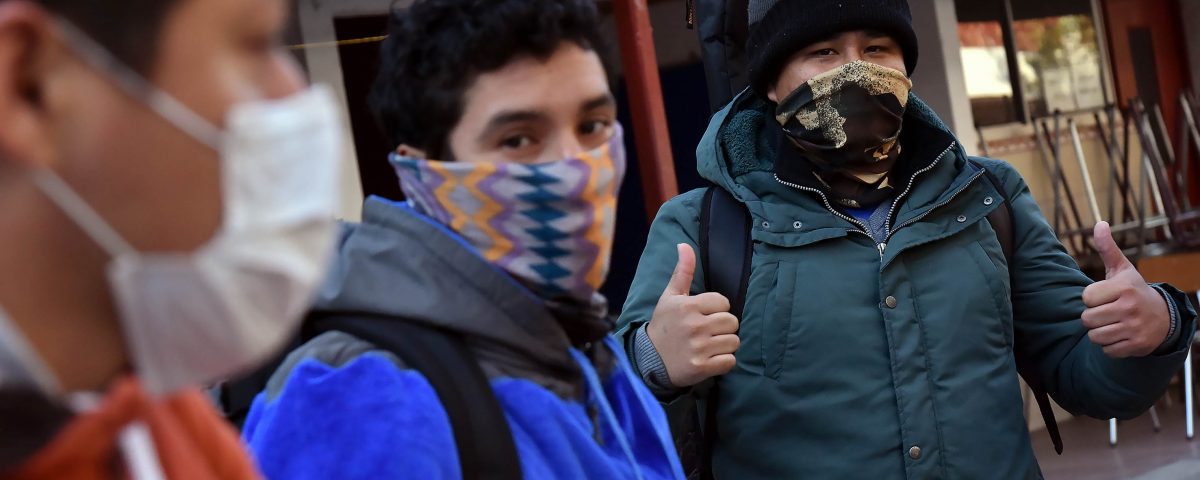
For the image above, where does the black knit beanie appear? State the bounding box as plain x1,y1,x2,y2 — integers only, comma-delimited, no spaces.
746,0,919,99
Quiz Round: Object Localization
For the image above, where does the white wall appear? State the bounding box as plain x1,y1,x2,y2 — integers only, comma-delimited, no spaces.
908,0,980,156
295,0,401,221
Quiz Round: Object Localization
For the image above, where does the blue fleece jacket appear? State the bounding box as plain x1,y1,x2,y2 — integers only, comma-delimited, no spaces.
239,198,684,480
242,337,681,480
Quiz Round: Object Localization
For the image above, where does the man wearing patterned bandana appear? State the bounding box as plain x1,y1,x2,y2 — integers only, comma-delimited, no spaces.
618,0,1197,478
241,1,684,479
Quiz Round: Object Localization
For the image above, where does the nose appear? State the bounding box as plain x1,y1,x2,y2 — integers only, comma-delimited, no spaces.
557,131,586,158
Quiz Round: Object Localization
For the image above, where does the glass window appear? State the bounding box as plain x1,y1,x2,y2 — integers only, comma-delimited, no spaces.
959,21,1018,125
1013,14,1105,118
955,0,1108,126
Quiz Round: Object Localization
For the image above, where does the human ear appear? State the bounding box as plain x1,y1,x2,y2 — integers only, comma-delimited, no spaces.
0,3,63,170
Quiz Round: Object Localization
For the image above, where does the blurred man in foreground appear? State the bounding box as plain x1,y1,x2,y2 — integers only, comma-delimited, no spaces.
0,0,341,477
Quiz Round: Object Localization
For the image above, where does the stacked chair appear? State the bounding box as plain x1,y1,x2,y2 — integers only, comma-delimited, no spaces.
1028,90,1200,446
984,93,1200,446
1124,91,1200,444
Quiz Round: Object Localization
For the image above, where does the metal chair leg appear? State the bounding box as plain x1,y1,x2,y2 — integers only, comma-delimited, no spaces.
1150,405,1162,432
1186,341,1194,440
1110,418,1118,447
1188,291,1200,440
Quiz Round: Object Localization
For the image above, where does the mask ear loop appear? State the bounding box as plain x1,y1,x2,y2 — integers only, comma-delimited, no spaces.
51,18,224,151
31,169,135,259
37,20,226,260
0,306,63,397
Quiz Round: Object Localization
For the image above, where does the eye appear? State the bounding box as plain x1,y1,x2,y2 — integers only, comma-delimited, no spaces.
865,45,888,54
812,48,837,57
500,135,535,150
579,120,611,136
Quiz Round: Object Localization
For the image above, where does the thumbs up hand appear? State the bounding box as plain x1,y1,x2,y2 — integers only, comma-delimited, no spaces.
1082,222,1172,358
646,244,741,387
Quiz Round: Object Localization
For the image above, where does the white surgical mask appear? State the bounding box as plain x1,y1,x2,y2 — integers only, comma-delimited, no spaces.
24,20,343,396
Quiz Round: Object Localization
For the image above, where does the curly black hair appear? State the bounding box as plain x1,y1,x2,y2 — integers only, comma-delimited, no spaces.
35,0,181,75
369,0,613,159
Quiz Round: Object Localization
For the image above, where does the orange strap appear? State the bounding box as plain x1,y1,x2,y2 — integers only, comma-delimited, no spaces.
6,377,259,480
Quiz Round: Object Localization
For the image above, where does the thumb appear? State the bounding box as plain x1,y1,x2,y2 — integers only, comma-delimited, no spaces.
663,243,697,297
1094,221,1132,277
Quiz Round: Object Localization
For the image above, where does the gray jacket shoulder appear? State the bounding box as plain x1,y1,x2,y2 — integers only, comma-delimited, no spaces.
263,331,403,401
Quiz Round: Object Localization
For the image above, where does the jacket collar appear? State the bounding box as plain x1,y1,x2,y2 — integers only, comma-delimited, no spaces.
312,197,584,386
700,89,982,225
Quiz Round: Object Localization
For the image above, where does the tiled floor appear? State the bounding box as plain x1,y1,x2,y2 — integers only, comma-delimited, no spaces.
1033,398,1200,479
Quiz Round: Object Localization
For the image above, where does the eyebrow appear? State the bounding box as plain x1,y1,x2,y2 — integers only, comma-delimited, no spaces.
480,111,550,137
581,93,617,113
479,93,617,138
811,29,892,45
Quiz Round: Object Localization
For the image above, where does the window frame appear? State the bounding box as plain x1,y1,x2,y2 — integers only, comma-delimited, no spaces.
960,0,1116,127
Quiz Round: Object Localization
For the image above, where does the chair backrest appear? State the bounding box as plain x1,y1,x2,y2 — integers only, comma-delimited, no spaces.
1130,98,1200,249
1137,250,1200,292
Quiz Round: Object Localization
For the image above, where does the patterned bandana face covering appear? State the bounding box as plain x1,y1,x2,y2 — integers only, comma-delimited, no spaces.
390,125,626,303
775,60,913,184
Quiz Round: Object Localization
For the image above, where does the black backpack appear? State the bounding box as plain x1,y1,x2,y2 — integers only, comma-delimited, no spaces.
688,0,750,114
677,161,1062,479
218,314,522,480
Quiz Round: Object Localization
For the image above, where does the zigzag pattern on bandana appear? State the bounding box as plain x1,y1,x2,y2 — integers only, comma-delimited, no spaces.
520,167,572,294
390,127,626,301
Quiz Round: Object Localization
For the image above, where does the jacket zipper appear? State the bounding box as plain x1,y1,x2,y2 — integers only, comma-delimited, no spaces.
774,174,880,257
884,165,987,244
774,141,967,259
883,169,984,243
883,142,957,235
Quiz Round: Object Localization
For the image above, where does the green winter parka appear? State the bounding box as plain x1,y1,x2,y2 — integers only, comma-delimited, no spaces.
616,90,1197,479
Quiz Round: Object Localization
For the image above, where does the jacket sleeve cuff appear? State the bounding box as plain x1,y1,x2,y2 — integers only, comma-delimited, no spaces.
1150,283,1197,356
1085,284,1196,418
633,324,684,396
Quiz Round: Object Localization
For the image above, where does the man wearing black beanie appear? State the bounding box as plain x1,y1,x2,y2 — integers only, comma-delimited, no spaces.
617,0,1198,478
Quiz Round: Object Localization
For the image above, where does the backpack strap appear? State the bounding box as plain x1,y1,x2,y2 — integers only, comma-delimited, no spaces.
696,185,753,479
974,159,1064,456
308,314,523,479
699,186,753,318
981,173,1015,267
217,338,301,429
693,0,750,113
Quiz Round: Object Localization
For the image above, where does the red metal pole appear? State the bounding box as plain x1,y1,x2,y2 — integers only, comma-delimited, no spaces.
613,0,679,221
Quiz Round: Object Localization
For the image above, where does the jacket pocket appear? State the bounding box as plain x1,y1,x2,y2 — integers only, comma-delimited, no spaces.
965,241,1014,348
761,262,796,380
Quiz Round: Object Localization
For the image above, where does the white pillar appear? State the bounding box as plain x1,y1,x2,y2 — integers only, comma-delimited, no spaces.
908,0,981,156
294,0,403,221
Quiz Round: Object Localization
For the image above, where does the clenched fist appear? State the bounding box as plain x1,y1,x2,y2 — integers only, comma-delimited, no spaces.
1082,222,1172,358
646,243,740,387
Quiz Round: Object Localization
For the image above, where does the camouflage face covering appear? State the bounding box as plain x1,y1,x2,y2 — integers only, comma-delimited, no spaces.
775,60,913,199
